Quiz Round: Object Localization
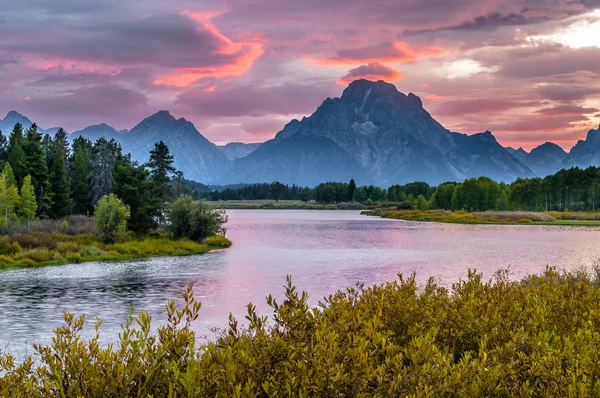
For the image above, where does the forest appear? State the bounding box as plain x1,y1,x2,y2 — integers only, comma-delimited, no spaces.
0,122,229,267
202,169,600,213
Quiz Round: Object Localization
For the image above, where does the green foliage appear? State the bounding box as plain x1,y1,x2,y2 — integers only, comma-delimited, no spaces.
168,195,227,242
299,187,311,203
113,154,158,235
6,269,600,395
0,165,19,225
348,178,357,201
268,181,285,202
18,175,37,227
94,194,130,244
7,122,26,187
89,138,119,205
48,128,73,218
148,140,175,222
22,123,51,217
69,137,93,215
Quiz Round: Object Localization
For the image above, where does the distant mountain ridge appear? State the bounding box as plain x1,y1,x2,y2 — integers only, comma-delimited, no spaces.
2,80,600,186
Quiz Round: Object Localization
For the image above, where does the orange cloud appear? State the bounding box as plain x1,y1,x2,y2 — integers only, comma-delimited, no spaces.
317,41,445,65
337,62,404,85
424,94,443,100
153,10,264,88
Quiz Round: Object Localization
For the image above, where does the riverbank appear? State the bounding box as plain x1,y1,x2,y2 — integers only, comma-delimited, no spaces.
0,233,231,268
206,199,366,210
363,208,600,226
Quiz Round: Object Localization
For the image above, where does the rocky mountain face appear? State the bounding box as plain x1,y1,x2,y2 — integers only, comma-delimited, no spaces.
71,111,230,182
566,126,600,169
217,142,262,160
507,142,568,177
221,80,534,186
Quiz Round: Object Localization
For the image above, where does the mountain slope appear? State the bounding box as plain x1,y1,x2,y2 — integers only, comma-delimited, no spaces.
566,126,600,169
222,80,534,186
0,111,58,136
218,142,262,160
72,111,230,182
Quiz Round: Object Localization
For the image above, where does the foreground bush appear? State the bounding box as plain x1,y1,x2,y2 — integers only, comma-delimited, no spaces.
169,196,227,242
4,268,600,396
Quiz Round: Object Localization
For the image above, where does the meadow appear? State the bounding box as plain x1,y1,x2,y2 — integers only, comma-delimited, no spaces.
0,216,231,268
206,199,366,210
364,208,600,226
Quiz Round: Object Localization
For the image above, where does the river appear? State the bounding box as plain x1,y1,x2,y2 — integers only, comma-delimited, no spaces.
2,209,600,358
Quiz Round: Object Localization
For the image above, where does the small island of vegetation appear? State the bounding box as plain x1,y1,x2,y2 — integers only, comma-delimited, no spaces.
0,122,229,268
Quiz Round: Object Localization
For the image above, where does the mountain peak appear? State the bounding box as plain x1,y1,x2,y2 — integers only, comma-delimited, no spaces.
341,79,400,102
4,110,25,120
146,110,175,123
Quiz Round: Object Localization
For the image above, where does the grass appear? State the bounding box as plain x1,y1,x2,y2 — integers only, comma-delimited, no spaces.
206,199,366,210
0,232,231,269
364,208,600,226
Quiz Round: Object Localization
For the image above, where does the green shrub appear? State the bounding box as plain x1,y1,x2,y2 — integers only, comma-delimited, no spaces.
204,235,232,248
94,194,130,244
5,269,600,395
168,196,227,242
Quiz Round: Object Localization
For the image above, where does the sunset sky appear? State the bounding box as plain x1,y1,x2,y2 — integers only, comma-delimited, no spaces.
1,0,600,150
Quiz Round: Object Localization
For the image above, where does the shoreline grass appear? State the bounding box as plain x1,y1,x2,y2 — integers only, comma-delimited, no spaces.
0,234,231,269
364,208,600,226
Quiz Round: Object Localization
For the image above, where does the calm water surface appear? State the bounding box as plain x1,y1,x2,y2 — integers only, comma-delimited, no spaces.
2,209,600,357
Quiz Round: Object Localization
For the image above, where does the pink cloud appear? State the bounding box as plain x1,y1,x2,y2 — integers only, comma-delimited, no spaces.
317,41,445,65
337,63,404,85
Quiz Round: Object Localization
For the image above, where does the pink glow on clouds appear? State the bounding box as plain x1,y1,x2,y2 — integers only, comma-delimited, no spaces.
0,0,600,149
152,10,264,87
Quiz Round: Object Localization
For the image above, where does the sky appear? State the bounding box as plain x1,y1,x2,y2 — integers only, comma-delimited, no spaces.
1,0,600,150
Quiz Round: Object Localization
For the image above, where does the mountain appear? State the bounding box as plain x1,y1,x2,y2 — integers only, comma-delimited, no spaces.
217,142,262,160
566,126,600,169
0,111,59,136
72,111,230,182
519,142,568,176
221,80,534,186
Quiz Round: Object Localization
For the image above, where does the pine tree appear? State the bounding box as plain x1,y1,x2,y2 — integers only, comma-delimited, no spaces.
113,154,158,235
19,175,37,227
49,130,73,218
348,178,356,202
148,141,175,222
0,130,8,165
7,123,26,186
70,137,93,215
89,138,118,205
22,123,51,217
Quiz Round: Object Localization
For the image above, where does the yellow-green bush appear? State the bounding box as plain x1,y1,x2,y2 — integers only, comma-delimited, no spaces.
4,269,600,396
205,234,232,248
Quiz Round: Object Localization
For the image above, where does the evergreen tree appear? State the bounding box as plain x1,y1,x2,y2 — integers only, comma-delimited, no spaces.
113,154,158,235
300,187,311,203
70,137,93,215
48,130,73,218
148,141,175,222
172,170,187,198
7,123,26,186
54,128,69,162
348,178,356,202
22,123,51,217
0,130,8,166
19,175,37,227
89,138,118,205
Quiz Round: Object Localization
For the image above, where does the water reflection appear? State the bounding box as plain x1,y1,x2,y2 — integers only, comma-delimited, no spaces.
2,209,600,357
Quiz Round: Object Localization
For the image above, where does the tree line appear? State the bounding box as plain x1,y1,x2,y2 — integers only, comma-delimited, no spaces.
0,122,195,237
199,167,600,212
